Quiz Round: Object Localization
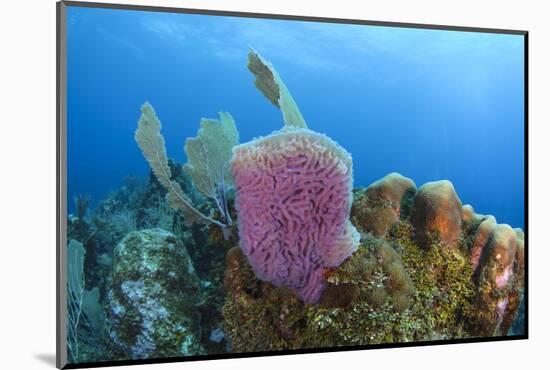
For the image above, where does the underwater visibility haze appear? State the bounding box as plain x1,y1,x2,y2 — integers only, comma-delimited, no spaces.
64,5,526,365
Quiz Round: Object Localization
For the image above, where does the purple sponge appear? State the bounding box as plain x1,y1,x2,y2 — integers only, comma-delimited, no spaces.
231,127,360,303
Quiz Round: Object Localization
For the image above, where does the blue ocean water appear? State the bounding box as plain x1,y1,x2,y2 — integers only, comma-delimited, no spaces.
67,6,525,229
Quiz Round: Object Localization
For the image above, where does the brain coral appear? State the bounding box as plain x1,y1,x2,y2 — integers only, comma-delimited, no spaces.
231,127,360,303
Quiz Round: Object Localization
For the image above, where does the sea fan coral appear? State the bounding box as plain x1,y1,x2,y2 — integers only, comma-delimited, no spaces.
135,102,235,230
135,103,207,226
247,48,307,128
232,127,360,303
183,112,239,227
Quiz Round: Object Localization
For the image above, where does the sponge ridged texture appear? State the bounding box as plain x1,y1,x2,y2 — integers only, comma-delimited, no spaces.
232,127,360,303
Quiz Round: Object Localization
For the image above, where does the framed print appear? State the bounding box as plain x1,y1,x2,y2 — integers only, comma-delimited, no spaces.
57,1,528,368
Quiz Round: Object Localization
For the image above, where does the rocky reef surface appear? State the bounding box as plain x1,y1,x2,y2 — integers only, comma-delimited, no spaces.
223,172,525,352
66,168,230,363
105,228,205,359
67,168,524,362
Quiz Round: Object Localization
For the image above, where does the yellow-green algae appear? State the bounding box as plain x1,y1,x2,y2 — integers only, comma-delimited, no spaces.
223,210,481,352
350,192,399,237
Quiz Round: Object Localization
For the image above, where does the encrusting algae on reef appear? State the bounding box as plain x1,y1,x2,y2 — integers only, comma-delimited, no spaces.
106,229,205,359
223,170,524,351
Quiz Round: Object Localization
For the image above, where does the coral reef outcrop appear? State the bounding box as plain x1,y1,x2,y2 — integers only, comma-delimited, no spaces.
106,229,205,359
223,173,525,351
110,48,524,358
468,223,525,337
73,47,526,363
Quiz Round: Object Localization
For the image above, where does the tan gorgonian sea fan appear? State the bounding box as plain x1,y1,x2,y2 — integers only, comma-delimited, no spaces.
183,112,239,227
247,47,307,128
135,102,230,228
